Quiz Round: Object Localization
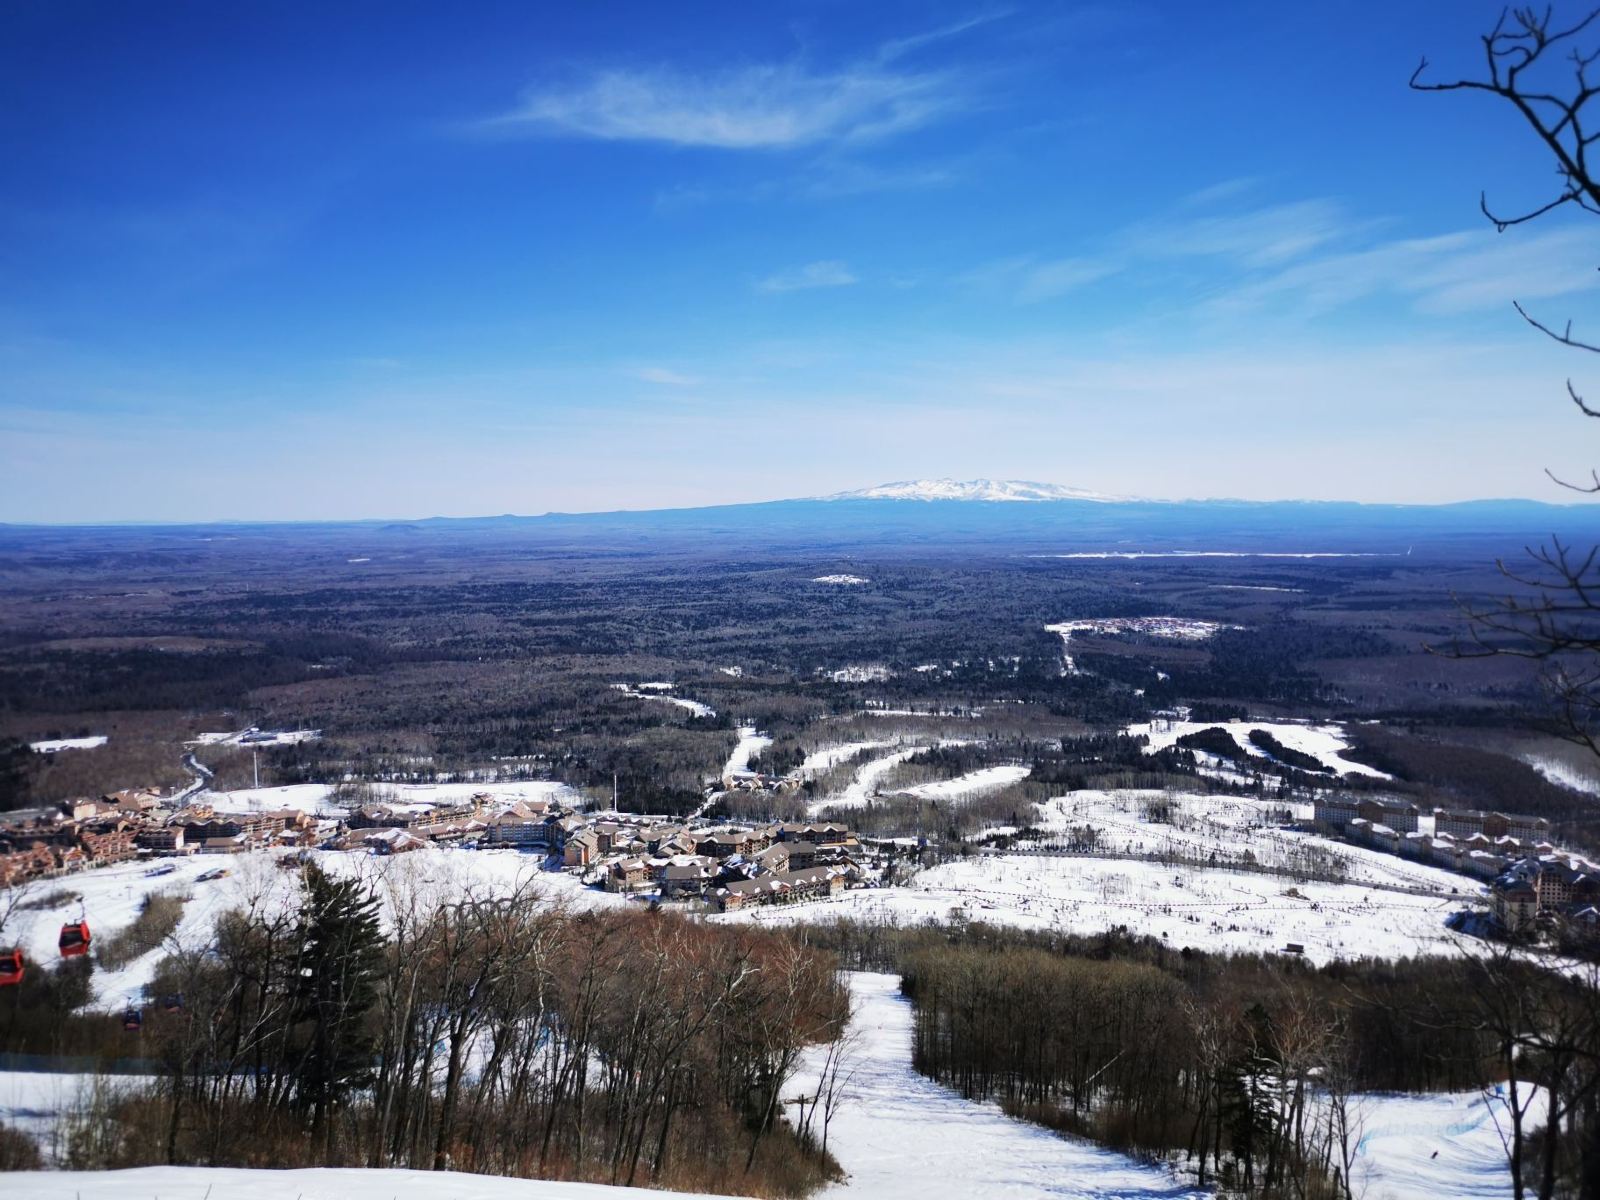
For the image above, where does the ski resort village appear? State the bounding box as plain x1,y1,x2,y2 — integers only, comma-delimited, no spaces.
5,694,1600,1200
12,0,1600,1194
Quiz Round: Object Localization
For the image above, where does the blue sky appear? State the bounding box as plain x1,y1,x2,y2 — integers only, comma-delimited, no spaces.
3,1,1598,521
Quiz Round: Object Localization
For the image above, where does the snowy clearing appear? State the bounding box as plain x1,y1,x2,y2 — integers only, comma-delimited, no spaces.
202,780,579,816
1030,791,1479,894
722,725,773,777
188,729,321,748
27,736,107,753
1031,551,1395,559
3,1166,743,1200
1524,754,1600,797
895,764,1031,801
812,574,870,585
793,972,1205,1200
1341,1087,1536,1200
610,683,716,718
798,739,900,775
824,665,892,684
1131,718,1391,779
1046,617,1232,675
729,854,1471,966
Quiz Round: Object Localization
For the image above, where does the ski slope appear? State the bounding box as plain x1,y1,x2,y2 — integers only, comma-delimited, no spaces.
795,972,1205,1199
3,1167,743,1200
1132,719,1390,779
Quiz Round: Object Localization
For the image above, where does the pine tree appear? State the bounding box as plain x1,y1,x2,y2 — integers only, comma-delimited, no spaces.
289,864,384,1157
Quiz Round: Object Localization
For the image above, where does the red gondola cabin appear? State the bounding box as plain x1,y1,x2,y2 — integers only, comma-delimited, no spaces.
122,1007,142,1033
59,921,91,958
0,949,22,986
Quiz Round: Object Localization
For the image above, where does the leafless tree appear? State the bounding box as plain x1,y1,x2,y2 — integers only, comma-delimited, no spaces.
1414,6,1600,757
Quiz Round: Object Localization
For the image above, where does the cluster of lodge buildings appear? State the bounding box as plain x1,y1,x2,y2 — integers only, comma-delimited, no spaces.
1489,855,1600,933
0,789,333,885
1,785,865,913
593,820,861,911
1312,796,1558,881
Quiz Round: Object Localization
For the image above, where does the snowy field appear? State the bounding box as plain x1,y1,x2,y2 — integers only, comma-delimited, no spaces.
896,764,1031,801
201,779,578,816
797,740,901,775
794,972,1207,1199
728,855,1471,965
1030,790,1478,894
611,683,716,718
189,729,321,748
3,1167,743,1200
722,725,773,777
812,574,869,585
27,736,107,753
1342,1088,1536,1200
1046,617,1230,674
1131,718,1391,779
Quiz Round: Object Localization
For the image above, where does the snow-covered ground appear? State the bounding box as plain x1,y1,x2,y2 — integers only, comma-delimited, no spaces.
798,740,900,775
1046,617,1231,674
1524,754,1600,797
812,574,870,585
3,1167,743,1200
816,747,923,813
188,729,321,748
27,736,107,754
896,764,1031,801
794,972,1205,1199
1032,551,1393,560
611,683,716,718
822,478,1124,503
1030,791,1476,894
1342,1088,1536,1200
3,849,619,1010
722,725,773,777
730,855,1471,965
824,665,892,684
1132,718,1391,779
202,780,578,816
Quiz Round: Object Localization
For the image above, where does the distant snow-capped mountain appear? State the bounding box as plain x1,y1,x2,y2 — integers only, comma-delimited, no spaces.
820,479,1129,503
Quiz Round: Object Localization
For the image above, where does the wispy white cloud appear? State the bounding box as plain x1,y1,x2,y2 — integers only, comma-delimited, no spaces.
878,9,1013,63
757,260,858,293
1127,198,1358,268
484,57,963,150
630,365,701,386
1202,224,1600,317
962,255,1118,303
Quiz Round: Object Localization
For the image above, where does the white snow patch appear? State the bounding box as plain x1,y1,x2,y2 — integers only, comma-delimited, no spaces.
733,855,1473,966
723,725,773,778
1132,719,1390,779
1033,551,1395,559
611,683,716,718
1524,755,1600,797
896,764,1031,801
812,574,870,585
822,478,1127,503
188,728,321,748
27,736,107,753
1047,616,1232,674
790,972,1204,1200
825,665,892,684
4,1166,743,1200
799,740,901,775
